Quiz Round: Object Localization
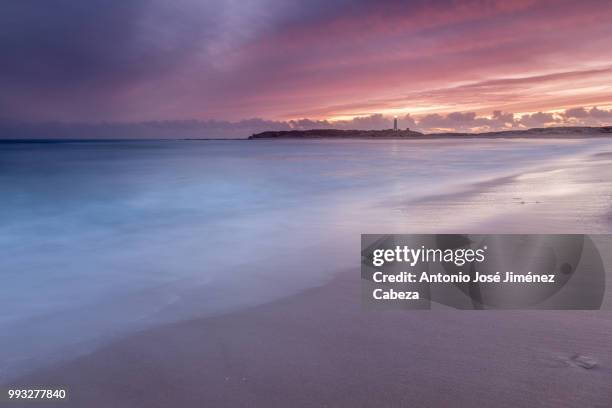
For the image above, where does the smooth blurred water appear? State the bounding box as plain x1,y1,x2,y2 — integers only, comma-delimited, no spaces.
1,138,611,379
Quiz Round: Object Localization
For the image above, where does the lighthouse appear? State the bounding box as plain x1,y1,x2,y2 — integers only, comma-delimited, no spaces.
393,116,398,131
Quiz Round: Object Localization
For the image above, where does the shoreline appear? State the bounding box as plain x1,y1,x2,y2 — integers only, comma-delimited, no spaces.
5,150,612,407
2,126,612,143
393,150,612,234
9,266,612,407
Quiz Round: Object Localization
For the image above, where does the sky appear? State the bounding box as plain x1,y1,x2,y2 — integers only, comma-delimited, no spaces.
2,0,612,137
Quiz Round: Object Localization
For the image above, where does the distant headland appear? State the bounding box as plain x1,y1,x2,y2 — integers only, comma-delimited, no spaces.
249,126,612,140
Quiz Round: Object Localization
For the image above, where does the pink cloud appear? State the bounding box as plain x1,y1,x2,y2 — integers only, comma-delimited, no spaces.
3,0,612,123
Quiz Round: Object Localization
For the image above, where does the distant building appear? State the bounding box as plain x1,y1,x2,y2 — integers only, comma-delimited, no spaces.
393,116,398,131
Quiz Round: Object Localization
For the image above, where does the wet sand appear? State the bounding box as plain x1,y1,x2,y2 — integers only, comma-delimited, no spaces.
396,150,612,234
9,268,612,407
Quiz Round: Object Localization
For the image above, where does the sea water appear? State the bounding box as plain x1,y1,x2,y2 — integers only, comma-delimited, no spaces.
1,138,611,379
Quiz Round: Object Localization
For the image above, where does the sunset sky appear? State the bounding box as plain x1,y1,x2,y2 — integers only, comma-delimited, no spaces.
2,0,612,136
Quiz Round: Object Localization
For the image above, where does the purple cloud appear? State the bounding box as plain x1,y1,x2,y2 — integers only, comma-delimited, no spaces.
3,106,610,139
2,0,612,125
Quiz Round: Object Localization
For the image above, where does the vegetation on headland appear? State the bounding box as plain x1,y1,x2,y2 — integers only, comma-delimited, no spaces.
249,126,612,139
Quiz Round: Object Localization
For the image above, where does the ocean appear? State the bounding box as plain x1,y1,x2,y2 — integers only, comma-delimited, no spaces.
1,137,611,380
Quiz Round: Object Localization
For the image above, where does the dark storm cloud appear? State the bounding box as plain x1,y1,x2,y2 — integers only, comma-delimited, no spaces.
0,1,220,89
0,0,363,121
0,0,222,120
0,0,357,87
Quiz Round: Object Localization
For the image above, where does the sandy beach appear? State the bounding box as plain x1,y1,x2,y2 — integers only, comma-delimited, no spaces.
5,146,612,408
9,272,612,407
